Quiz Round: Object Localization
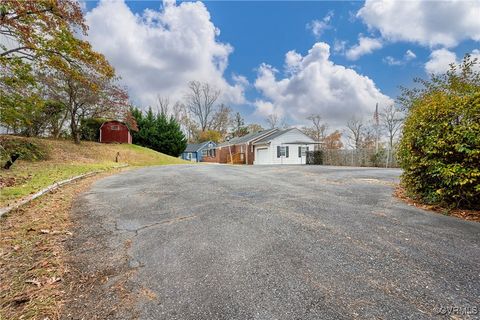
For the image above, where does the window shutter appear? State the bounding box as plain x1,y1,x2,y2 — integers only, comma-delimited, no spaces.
307,146,309,152
298,146,301,158
286,146,289,158
277,146,280,158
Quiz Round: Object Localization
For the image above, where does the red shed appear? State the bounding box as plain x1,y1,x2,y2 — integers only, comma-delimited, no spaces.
99,120,132,144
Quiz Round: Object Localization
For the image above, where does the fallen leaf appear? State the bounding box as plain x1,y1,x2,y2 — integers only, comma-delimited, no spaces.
47,277,61,284
25,279,41,287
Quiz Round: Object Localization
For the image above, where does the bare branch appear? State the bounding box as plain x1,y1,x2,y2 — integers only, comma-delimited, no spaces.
184,81,221,132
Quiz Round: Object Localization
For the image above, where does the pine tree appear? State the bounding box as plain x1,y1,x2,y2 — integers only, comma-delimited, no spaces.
130,107,187,157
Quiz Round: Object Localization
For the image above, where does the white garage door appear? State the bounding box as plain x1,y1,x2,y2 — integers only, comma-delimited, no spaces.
256,148,269,165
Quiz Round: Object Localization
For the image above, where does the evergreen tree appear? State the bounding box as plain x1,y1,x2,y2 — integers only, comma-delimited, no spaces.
131,107,187,157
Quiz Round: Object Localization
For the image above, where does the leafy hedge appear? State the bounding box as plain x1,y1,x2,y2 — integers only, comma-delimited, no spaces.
80,118,107,141
398,91,480,209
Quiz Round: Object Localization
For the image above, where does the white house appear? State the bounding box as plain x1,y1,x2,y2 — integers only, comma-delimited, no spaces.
253,128,316,165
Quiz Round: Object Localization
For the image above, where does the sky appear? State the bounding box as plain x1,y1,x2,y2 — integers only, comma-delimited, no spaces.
83,0,480,129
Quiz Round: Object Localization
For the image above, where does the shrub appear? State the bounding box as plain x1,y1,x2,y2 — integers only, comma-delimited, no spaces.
0,136,49,162
398,91,480,209
80,118,107,141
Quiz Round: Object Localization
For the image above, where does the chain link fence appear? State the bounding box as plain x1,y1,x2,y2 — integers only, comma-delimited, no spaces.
306,149,399,168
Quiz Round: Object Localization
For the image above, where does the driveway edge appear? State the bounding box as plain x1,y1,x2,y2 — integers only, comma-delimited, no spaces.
0,164,129,218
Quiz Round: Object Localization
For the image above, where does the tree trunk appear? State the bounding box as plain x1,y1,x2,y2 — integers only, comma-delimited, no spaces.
54,112,69,138
70,113,80,144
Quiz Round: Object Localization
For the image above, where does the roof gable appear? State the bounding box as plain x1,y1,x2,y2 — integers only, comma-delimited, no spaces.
218,129,278,147
184,141,216,153
254,128,315,144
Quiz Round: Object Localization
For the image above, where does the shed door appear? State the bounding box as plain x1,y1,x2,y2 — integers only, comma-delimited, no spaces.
256,147,269,165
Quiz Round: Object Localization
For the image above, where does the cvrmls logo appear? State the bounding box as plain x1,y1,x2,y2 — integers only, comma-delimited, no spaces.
438,306,479,315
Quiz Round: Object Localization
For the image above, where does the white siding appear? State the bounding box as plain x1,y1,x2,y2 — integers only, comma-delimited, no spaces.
253,129,315,165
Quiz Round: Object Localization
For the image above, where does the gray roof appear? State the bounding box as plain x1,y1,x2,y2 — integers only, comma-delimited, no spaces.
218,129,278,147
255,128,312,145
253,128,296,144
184,141,216,153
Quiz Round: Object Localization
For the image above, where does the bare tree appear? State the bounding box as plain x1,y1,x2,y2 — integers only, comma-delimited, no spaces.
345,118,364,149
381,105,403,152
361,123,377,149
303,114,328,147
231,111,247,137
280,117,290,129
184,81,221,132
171,101,185,123
265,113,279,129
210,104,232,137
247,123,263,133
157,95,170,116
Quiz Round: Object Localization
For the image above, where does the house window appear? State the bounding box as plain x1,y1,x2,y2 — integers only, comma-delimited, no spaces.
277,146,289,158
186,153,192,160
110,125,120,131
202,149,208,157
298,146,308,157
208,149,216,157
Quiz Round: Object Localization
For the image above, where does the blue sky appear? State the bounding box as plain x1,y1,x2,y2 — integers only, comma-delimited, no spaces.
84,0,480,128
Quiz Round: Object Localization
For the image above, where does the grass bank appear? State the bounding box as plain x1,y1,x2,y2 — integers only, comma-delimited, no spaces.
0,136,187,207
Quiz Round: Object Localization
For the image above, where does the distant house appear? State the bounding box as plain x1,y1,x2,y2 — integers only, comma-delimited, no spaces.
99,120,132,144
252,128,315,165
214,129,278,164
181,141,217,162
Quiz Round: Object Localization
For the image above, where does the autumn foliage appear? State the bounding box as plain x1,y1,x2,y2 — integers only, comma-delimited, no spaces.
398,55,480,209
0,0,128,143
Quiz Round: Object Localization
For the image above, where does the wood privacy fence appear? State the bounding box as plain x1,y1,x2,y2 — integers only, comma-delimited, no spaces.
306,149,399,168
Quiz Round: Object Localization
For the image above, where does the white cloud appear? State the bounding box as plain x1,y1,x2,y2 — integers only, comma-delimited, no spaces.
333,39,347,54
425,48,480,74
425,49,457,74
254,42,393,127
345,36,382,60
357,0,480,48
307,11,334,38
253,100,277,117
85,0,246,107
383,56,402,66
383,50,417,66
405,49,416,61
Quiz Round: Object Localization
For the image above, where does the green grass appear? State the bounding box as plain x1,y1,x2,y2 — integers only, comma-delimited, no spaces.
0,137,188,206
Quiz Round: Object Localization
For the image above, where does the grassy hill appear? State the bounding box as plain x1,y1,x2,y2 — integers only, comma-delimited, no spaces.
0,136,187,207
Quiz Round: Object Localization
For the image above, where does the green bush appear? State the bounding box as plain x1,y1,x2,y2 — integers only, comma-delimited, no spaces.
398,91,480,209
0,137,49,162
80,118,107,141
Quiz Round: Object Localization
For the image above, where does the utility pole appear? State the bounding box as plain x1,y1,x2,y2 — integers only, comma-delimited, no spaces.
374,102,380,153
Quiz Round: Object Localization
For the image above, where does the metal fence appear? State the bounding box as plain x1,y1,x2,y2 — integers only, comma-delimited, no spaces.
306,149,398,168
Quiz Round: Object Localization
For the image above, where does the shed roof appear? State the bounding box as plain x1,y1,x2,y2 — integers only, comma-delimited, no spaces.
218,128,278,147
100,120,128,128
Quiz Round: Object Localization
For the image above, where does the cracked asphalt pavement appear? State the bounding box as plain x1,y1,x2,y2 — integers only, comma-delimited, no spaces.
69,164,480,319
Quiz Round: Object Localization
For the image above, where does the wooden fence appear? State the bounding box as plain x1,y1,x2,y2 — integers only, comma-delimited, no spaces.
307,149,399,168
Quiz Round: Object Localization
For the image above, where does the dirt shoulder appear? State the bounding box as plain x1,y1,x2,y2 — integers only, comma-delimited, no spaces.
394,186,480,222
0,169,134,320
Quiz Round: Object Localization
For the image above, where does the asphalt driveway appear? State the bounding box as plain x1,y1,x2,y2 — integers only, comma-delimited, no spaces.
65,165,480,319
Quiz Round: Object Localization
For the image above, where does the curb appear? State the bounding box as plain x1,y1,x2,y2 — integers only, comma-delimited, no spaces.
0,164,128,218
